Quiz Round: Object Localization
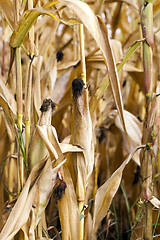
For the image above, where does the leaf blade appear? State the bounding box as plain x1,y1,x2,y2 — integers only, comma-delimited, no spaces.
92,145,146,234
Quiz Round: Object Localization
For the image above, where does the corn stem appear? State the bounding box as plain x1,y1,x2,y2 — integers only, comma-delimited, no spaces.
14,0,23,189
25,0,34,161
140,1,154,239
78,201,84,240
80,24,86,84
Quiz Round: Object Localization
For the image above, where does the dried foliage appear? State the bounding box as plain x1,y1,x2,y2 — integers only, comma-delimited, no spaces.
0,0,160,240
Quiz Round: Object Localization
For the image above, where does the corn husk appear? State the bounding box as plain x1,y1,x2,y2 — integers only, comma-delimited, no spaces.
71,78,93,201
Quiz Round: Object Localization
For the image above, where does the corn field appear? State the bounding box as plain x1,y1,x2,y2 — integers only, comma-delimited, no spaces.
0,0,160,239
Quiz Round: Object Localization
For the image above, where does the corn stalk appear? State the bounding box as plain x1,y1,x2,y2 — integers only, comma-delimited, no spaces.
25,0,35,162
140,1,156,239
80,23,86,84
14,0,23,189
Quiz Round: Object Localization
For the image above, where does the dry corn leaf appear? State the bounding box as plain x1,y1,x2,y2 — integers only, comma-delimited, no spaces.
3,112,15,142
35,18,59,57
37,125,61,159
0,0,14,31
87,55,106,70
92,145,145,235
89,74,110,116
60,142,83,153
0,94,17,121
21,224,29,240
115,110,142,165
105,0,139,11
33,56,43,117
37,125,83,162
45,56,57,100
124,64,144,92
87,40,122,70
31,158,66,229
110,39,123,63
39,71,57,107
0,79,17,113
57,60,79,70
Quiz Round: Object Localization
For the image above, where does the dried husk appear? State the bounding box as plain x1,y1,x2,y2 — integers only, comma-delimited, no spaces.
58,164,80,240
71,78,93,201
28,99,55,169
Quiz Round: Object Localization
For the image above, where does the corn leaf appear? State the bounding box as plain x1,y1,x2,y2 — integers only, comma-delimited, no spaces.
0,94,17,121
0,0,14,30
92,145,146,234
115,110,142,165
